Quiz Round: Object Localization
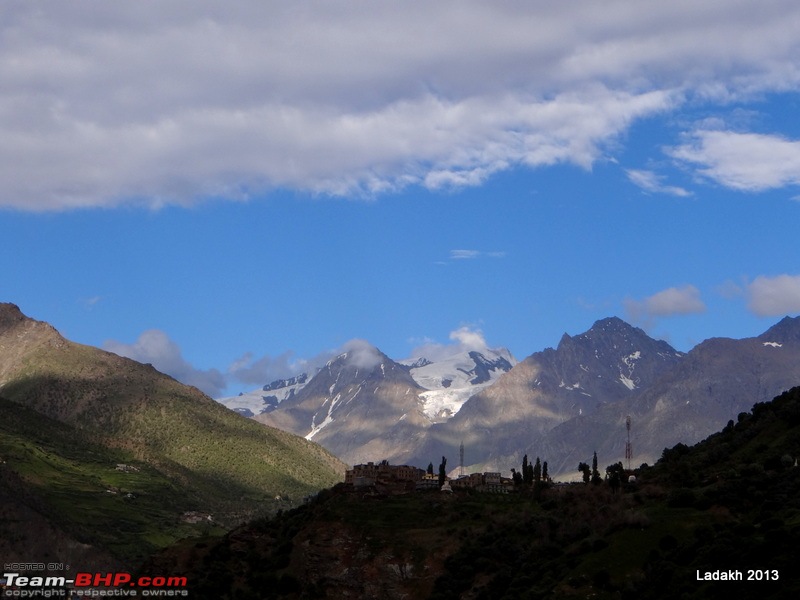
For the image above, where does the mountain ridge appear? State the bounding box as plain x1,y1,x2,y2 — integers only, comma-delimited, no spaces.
236,313,800,480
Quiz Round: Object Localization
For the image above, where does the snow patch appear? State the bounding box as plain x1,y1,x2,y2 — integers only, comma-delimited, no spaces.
305,413,333,440
420,387,476,421
618,351,641,390
306,393,343,440
216,376,309,416
402,346,516,421
763,341,783,348
619,374,636,390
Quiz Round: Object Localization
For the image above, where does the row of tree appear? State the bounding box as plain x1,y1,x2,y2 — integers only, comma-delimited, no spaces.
511,454,550,487
578,451,627,492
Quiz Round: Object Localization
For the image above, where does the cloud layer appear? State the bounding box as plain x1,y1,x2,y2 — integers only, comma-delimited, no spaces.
3,1,800,210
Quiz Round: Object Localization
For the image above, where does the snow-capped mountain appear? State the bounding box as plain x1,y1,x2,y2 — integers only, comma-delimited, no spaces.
398,317,685,471
221,316,800,479
400,316,800,478
220,344,516,424
400,348,516,421
255,341,431,465
217,373,309,417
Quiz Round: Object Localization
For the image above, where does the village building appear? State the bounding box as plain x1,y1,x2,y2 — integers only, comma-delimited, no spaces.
416,472,441,490
345,461,425,490
346,461,517,494
444,471,510,493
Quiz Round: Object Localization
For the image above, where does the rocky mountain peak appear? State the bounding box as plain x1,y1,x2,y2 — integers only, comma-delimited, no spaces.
0,302,27,332
0,302,65,353
758,315,800,345
321,341,408,382
531,316,684,402
263,373,308,392
465,350,514,385
558,316,679,360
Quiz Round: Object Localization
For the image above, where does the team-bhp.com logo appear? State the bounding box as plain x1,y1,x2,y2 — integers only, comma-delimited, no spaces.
3,572,188,597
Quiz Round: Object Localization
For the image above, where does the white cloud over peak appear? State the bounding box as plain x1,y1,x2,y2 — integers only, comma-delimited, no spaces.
449,326,490,352
669,130,800,192
3,1,800,210
341,339,385,369
746,274,800,316
408,326,490,362
227,350,309,387
625,285,706,327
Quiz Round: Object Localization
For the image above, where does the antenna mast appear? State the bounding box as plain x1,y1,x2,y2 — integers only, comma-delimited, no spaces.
625,415,632,471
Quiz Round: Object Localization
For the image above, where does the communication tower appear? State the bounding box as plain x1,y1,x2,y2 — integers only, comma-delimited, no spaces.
625,415,632,471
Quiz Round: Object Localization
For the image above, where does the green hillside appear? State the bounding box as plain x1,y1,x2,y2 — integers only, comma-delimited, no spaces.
0,303,345,567
0,396,228,566
152,387,800,599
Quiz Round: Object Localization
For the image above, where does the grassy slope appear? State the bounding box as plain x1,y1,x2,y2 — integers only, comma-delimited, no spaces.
0,305,346,566
0,321,345,511
0,396,227,566
153,388,800,599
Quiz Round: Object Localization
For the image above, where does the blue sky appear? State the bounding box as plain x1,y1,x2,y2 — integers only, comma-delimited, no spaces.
3,1,800,397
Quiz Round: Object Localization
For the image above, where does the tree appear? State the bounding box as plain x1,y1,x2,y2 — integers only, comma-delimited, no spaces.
533,457,542,484
511,468,523,486
522,454,531,485
578,462,591,484
591,451,602,485
427,462,434,476
542,461,549,483
438,456,447,488
606,461,625,494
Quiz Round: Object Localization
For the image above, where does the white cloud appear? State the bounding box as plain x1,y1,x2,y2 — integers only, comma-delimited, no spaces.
669,130,800,191
626,169,692,197
228,342,377,387
625,285,706,326
449,249,506,260
450,249,481,260
449,327,489,351
340,338,385,369
746,274,800,316
104,330,226,397
3,1,800,210
408,325,489,362
227,350,308,387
